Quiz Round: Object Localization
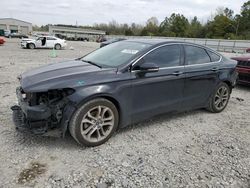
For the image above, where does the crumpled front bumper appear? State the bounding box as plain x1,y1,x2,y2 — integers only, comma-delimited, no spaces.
11,87,51,134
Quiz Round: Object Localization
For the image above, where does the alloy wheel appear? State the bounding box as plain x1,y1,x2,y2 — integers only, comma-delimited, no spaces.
214,86,229,111
80,105,114,142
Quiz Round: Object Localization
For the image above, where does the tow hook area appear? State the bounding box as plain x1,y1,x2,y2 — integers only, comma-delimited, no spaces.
11,105,27,131
10,105,49,134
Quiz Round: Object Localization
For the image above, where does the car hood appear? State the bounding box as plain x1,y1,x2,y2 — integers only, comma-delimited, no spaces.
20,60,117,92
21,38,35,42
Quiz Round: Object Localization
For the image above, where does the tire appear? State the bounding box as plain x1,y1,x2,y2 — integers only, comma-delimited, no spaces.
55,44,61,50
28,43,35,49
69,98,119,147
207,82,231,113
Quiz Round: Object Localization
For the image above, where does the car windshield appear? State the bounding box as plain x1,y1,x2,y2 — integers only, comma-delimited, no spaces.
81,41,151,67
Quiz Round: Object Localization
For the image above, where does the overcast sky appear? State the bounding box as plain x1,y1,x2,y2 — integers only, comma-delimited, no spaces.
0,0,246,26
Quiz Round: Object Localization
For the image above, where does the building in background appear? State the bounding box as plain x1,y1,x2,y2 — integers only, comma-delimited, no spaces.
49,25,105,41
0,18,32,36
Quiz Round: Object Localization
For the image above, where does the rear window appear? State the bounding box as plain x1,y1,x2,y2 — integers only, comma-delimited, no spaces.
47,37,56,40
207,50,221,62
185,45,211,65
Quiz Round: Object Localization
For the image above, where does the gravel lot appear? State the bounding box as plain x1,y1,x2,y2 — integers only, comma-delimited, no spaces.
0,39,249,188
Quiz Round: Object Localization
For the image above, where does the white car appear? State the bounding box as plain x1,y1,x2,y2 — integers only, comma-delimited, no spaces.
21,36,67,50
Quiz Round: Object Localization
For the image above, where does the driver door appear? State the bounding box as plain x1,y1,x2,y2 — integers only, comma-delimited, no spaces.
35,37,43,48
130,44,185,123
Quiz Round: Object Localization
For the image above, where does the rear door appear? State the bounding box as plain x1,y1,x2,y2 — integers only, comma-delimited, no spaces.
183,45,221,110
131,44,185,122
46,37,56,48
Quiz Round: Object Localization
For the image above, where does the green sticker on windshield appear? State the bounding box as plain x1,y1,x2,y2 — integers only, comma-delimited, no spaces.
77,81,85,86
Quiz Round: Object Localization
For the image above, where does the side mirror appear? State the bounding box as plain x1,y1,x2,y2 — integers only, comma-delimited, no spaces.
138,62,159,73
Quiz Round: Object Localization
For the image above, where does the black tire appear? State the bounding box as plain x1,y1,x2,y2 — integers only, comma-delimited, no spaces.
28,43,35,49
207,82,231,113
55,44,61,50
69,98,119,147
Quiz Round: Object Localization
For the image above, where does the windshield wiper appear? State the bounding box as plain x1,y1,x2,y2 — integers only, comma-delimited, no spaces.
82,60,102,68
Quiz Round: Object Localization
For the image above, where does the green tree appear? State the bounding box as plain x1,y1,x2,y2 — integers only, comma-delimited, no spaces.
224,8,234,18
187,16,203,38
125,28,134,36
205,7,236,39
140,17,159,36
159,13,189,37
237,1,250,39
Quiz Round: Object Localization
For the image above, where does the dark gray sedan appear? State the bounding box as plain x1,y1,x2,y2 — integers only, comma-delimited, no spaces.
11,39,238,146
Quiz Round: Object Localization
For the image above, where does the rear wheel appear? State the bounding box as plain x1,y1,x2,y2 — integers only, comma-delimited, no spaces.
69,98,119,147
207,82,230,113
55,44,61,50
28,43,35,49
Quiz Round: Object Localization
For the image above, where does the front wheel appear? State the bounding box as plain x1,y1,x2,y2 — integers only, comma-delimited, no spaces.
207,82,231,113
28,43,35,49
69,98,119,147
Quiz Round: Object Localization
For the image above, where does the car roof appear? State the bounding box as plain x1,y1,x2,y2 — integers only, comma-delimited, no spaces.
124,39,221,54
125,39,207,46
125,39,183,45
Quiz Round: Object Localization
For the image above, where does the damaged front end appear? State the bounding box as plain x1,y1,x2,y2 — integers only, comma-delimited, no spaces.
11,87,76,137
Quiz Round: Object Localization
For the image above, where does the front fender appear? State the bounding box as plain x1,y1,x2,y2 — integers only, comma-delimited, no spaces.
67,82,132,129
68,85,115,104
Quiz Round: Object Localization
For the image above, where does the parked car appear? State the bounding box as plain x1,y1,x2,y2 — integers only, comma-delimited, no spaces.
96,35,107,43
79,37,89,42
54,34,89,42
4,30,10,37
100,38,126,48
0,37,5,45
231,56,250,85
246,48,250,53
7,32,28,39
21,36,67,50
11,40,238,146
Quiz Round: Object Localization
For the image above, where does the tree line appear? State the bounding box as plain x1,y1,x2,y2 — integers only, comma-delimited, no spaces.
33,1,250,40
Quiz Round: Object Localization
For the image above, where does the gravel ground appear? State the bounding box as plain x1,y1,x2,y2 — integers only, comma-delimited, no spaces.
0,38,249,188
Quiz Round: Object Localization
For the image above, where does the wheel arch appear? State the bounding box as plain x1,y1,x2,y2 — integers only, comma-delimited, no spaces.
222,80,233,93
75,94,121,118
63,94,122,135
27,42,35,48
55,43,61,48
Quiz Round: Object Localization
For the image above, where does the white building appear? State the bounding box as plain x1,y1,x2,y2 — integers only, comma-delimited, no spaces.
0,18,32,36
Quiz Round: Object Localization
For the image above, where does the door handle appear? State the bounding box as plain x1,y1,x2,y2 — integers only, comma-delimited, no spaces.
211,67,219,72
172,71,183,76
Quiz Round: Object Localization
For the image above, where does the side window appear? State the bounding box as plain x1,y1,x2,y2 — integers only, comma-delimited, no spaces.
185,45,211,65
142,44,181,68
47,37,56,40
207,50,221,62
